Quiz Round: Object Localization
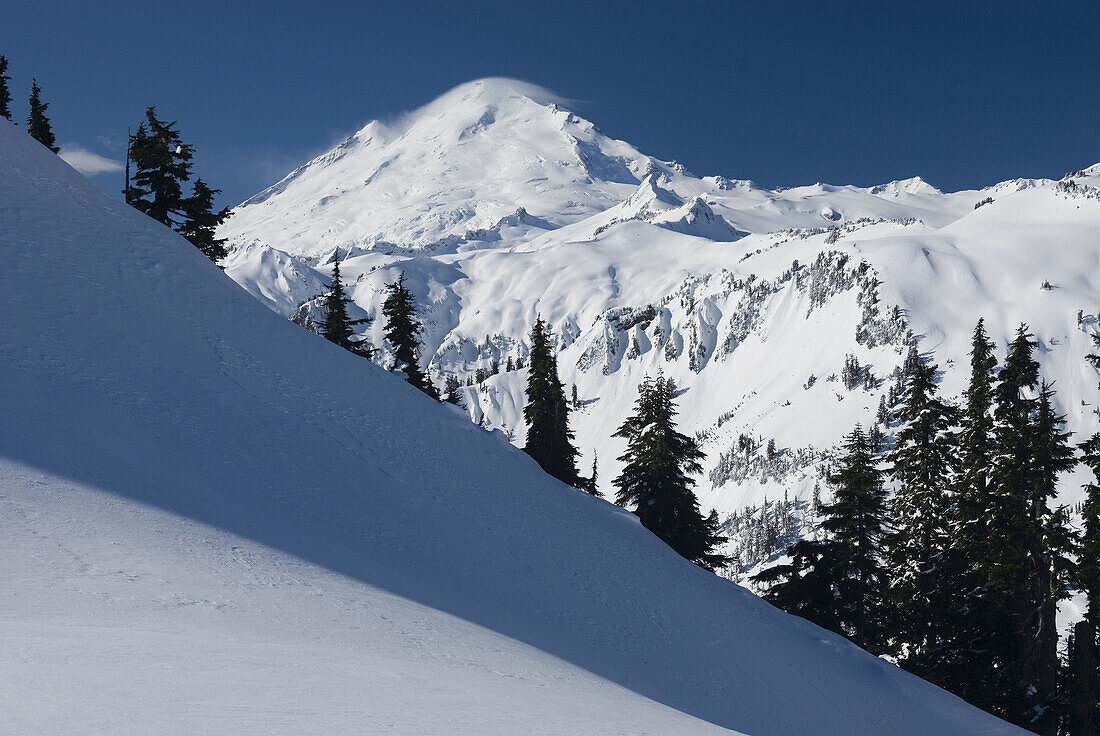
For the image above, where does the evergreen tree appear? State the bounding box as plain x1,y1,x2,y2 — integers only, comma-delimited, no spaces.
945,318,1004,708
958,325,1075,731
127,107,193,227
755,426,889,651
842,354,862,390
955,320,999,535
1023,382,1076,735
522,317,580,487
982,326,1043,724
1068,619,1097,736
26,79,58,153
753,536,845,633
952,324,1043,722
821,426,891,651
123,126,132,204
177,179,230,262
866,424,885,455
0,55,12,121
1073,448,1100,734
613,375,726,570
443,375,464,407
885,348,959,678
320,254,372,358
1076,332,1100,736
382,274,435,397
877,394,891,425
124,123,146,207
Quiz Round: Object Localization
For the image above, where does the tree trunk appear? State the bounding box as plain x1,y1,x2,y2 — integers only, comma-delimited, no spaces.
1069,620,1096,736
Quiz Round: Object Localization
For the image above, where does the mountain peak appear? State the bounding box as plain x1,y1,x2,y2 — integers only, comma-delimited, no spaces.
222,80,651,256
374,78,569,140
869,176,942,197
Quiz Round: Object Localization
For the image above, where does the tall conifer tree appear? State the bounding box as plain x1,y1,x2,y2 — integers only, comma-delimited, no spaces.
885,347,959,677
382,274,435,397
127,107,193,227
0,55,12,121
966,324,1076,731
1075,332,1100,735
442,375,464,407
821,426,890,651
321,254,372,358
944,319,1003,707
522,317,580,486
1023,382,1076,735
964,325,1042,723
755,426,888,651
178,179,230,262
26,79,58,153
613,375,725,570
986,326,1042,723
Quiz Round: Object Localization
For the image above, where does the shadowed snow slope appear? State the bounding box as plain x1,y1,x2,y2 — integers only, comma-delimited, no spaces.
0,121,1024,735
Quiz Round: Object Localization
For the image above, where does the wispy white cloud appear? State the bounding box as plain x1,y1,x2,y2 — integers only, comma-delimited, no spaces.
59,144,124,176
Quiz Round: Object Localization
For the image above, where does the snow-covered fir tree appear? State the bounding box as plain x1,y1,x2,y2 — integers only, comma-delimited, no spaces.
1074,330,1100,735
754,426,889,652
442,375,464,407
884,347,959,681
612,374,726,570
321,253,372,358
522,316,581,488
943,319,1002,709
1023,382,1076,735
382,274,436,397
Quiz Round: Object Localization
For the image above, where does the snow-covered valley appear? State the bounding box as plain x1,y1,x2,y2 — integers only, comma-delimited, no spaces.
220,78,1100,574
0,99,1031,734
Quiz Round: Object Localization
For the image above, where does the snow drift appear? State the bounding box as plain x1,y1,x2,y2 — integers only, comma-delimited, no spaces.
0,117,1026,733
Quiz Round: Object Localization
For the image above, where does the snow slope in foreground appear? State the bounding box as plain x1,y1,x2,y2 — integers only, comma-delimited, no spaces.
0,461,732,735
0,120,1023,734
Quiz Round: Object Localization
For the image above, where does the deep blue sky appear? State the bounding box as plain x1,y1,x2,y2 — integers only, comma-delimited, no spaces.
2,1,1097,207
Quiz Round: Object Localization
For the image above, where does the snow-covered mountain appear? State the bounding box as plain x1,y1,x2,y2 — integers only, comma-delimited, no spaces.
0,118,1027,734
221,80,1100,572
221,77,1100,574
